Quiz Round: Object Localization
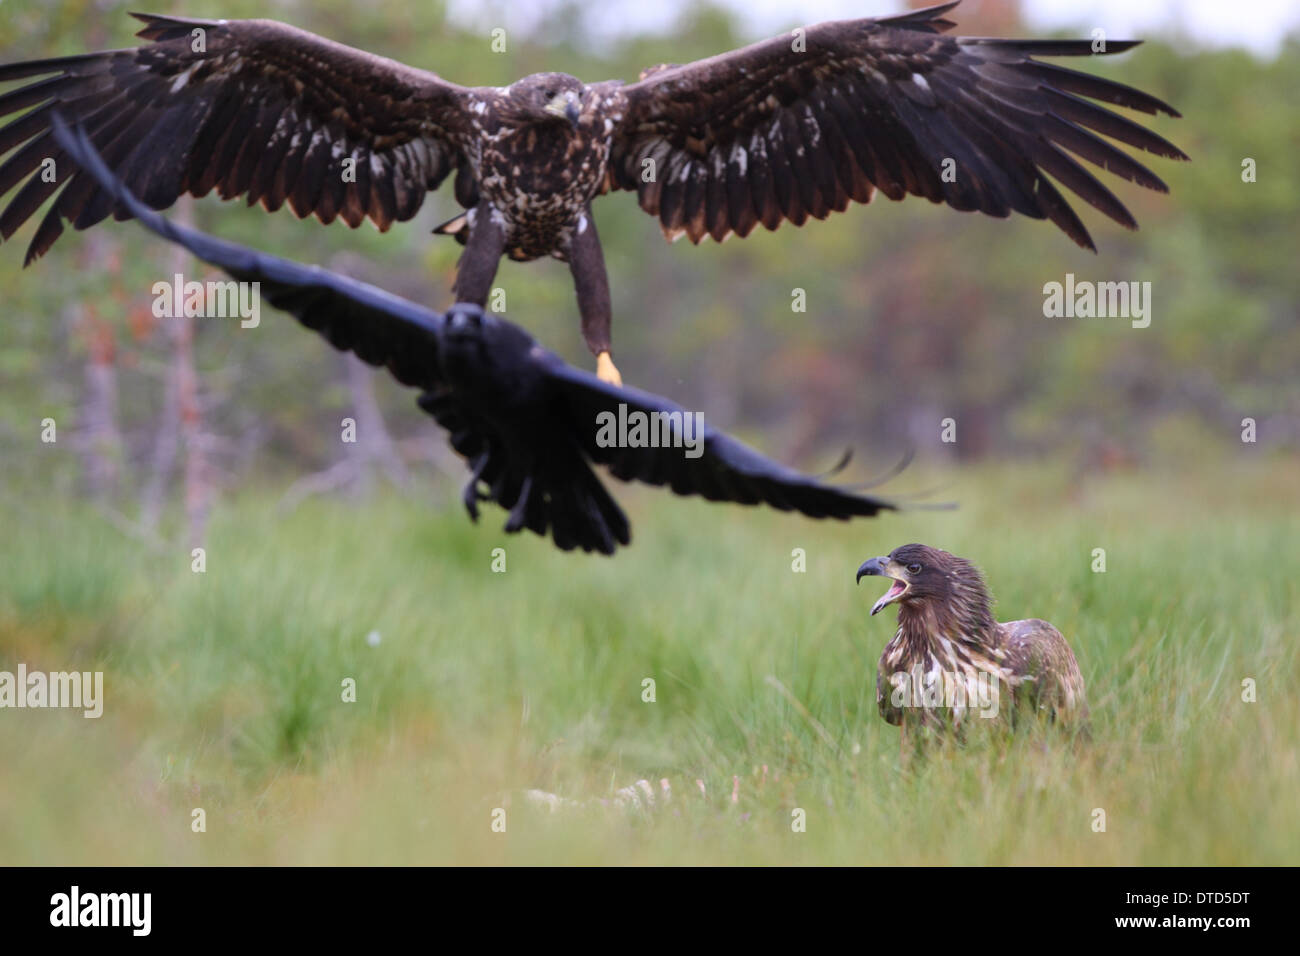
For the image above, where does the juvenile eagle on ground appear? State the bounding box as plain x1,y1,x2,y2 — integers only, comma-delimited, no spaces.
857,544,1088,752
1,2,1185,384
54,117,898,555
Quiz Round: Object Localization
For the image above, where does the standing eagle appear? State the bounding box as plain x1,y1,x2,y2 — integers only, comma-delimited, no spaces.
0,2,1185,384
857,544,1088,752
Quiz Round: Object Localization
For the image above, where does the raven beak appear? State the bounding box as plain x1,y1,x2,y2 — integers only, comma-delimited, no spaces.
447,303,484,334
857,557,907,616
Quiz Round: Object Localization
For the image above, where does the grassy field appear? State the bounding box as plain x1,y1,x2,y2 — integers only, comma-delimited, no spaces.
0,459,1296,865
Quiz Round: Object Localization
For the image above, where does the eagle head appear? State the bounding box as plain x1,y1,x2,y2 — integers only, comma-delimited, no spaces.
857,543,989,620
507,73,585,128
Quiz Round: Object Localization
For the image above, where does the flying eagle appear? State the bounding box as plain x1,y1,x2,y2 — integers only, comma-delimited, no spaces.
53,116,899,555
1,2,1184,384
857,544,1088,751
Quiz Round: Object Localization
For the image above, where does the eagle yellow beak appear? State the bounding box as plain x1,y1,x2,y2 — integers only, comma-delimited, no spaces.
857,557,910,616
544,93,580,126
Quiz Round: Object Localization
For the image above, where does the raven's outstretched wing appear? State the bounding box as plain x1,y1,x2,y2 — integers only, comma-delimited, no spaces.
1,16,469,263
54,115,899,554
540,367,894,520
609,0,1185,249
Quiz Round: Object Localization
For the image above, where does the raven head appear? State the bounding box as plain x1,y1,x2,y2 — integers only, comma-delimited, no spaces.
441,302,498,368
439,303,541,398
508,72,584,128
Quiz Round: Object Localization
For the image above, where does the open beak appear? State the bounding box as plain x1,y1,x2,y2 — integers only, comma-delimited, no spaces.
857,557,909,616
545,93,580,127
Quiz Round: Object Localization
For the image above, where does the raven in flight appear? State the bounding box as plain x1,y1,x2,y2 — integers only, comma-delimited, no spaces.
1,2,1185,384
51,116,898,555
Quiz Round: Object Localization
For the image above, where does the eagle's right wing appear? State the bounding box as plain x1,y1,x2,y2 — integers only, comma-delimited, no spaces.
0,15,471,264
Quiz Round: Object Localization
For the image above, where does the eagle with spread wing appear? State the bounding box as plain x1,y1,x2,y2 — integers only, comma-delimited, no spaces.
51,115,899,555
1,2,1185,384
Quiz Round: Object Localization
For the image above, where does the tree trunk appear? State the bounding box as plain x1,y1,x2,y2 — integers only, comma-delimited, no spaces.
153,197,211,547
76,232,123,501
78,307,121,501
343,351,408,493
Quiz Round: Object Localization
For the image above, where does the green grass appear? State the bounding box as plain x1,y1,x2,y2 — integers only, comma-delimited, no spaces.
1,460,1296,865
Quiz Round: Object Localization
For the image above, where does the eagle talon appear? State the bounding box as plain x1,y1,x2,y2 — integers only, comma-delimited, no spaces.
595,351,623,387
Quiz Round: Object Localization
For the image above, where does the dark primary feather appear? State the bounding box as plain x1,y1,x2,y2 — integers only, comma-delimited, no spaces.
53,115,897,555
609,0,1186,250
0,15,468,263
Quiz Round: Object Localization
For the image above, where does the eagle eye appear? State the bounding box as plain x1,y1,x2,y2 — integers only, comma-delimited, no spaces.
907,563,922,574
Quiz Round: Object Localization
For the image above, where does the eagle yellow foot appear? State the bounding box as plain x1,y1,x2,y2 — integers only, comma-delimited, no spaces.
596,351,623,387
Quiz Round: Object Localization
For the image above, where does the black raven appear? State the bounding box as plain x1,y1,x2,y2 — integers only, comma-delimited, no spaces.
51,115,898,555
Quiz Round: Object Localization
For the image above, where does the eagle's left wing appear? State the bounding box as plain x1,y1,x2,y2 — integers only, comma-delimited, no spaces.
607,0,1185,251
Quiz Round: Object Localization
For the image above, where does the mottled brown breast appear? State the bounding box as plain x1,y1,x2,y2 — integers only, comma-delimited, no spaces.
470,89,623,260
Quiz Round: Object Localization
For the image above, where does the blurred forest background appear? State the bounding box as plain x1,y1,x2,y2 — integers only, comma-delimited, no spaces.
1,0,1296,536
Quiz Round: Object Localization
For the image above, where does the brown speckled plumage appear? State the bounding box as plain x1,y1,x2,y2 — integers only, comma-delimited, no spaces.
455,75,624,263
